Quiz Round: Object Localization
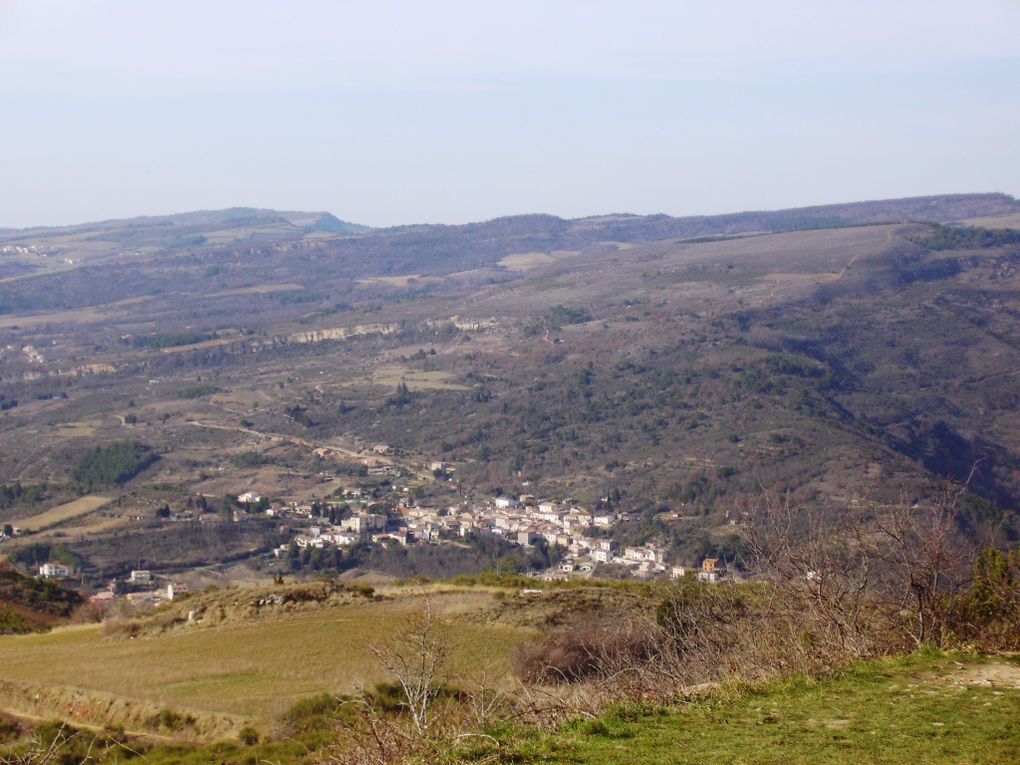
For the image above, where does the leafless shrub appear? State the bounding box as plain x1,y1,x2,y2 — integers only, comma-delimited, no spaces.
312,689,510,765
315,598,511,765
868,484,974,646
366,598,448,737
0,723,141,765
512,617,657,685
746,482,976,654
68,601,112,625
745,493,897,660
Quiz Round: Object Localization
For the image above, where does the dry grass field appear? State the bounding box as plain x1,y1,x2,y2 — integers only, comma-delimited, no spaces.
499,252,557,271
499,250,581,271
0,304,120,329
367,364,470,391
206,283,305,298
53,420,102,438
0,295,149,328
960,212,1020,229
0,588,528,725
356,274,445,288
15,495,113,532
29,514,131,542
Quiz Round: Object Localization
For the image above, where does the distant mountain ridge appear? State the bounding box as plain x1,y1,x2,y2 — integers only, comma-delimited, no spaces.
2,192,1016,242
0,207,368,237
1,192,1017,316
386,192,1020,245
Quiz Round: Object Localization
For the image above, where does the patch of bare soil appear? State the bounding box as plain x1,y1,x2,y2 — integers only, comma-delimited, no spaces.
943,662,1020,689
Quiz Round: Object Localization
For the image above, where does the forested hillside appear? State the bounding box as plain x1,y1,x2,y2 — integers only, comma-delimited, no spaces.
1,196,1020,575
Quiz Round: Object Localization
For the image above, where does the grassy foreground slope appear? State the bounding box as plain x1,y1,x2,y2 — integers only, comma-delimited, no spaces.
19,652,1017,765
502,654,1020,765
0,588,525,725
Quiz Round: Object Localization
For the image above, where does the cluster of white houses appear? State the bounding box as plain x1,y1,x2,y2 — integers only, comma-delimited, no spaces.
38,563,189,605
30,490,727,588
266,490,728,581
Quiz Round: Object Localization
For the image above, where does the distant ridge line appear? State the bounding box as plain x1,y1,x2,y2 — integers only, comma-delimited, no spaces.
3,192,1016,236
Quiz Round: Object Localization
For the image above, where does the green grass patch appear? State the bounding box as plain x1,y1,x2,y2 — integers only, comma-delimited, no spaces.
481,653,1020,765
177,384,220,399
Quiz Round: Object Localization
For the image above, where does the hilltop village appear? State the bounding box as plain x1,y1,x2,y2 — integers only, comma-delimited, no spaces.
21,475,730,605
271,488,715,580
0,432,743,604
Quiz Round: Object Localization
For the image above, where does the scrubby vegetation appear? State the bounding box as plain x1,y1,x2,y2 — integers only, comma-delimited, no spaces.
8,543,83,571
0,564,82,633
2,533,1020,763
0,483,46,510
69,441,156,491
0,605,31,635
277,531,561,578
229,450,273,468
176,384,220,399
910,223,1020,250
103,578,378,637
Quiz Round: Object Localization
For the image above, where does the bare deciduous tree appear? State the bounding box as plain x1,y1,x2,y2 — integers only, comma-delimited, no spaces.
870,483,973,647
368,598,448,737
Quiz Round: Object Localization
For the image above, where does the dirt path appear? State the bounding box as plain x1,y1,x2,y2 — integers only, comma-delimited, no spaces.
837,226,897,279
942,661,1020,689
186,419,435,481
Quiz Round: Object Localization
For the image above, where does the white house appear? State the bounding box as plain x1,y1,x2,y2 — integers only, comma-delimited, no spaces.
237,491,262,504
329,532,361,546
166,582,188,600
39,562,73,579
129,569,153,585
593,548,614,564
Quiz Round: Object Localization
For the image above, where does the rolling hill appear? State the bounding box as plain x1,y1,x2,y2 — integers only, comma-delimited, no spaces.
0,193,1019,575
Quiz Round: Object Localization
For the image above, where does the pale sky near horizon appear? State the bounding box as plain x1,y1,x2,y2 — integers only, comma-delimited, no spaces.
1,0,1018,228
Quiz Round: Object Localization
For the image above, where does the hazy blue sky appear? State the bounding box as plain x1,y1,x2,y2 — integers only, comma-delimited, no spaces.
2,0,1018,227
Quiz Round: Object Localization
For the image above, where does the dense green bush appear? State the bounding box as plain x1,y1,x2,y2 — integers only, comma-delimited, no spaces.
0,604,31,634
129,331,217,350
230,451,272,468
70,441,157,490
910,223,1020,251
177,384,220,399
944,547,1020,650
0,481,46,509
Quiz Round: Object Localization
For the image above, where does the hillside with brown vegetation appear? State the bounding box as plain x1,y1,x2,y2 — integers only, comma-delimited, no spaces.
0,564,82,633
1,194,1020,580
